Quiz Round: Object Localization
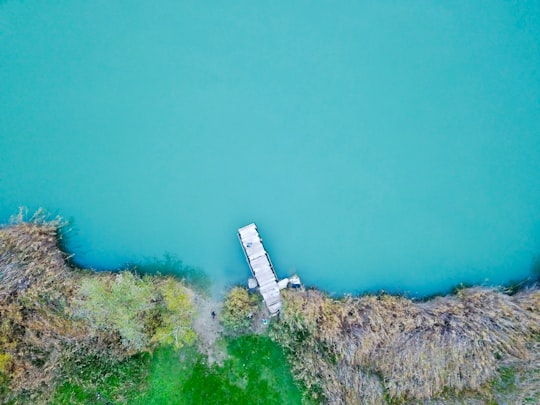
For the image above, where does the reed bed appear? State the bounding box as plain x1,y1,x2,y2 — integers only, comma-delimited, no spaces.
0,216,115,398
0,211,70,301
1,217,199,402
271,286,540,403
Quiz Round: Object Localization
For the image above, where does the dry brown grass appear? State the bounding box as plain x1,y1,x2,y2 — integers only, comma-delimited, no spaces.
0,215,126,400
271,285,540,404
0,210,70,301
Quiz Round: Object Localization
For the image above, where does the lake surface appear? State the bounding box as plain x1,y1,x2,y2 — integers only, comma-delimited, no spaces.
1,1,539,296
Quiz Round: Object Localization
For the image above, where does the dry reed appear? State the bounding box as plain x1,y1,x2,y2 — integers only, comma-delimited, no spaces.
0,216,124,399
271,285,540,403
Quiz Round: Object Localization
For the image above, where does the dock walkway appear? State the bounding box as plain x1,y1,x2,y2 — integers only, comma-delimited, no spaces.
238,223,282,315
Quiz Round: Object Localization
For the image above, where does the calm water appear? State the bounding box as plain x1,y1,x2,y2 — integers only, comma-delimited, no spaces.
1,1,539,296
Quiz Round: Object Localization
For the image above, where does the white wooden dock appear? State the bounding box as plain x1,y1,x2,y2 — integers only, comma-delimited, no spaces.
238,223,282,315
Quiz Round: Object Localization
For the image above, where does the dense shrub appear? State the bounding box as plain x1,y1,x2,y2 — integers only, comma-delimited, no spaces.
220,287,259,335
72,271,197,353
151,277,197,348
73,272,157,352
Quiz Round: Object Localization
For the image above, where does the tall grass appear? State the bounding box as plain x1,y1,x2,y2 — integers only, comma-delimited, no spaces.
3,214,538,403
0,215,92,398
271,286,540,403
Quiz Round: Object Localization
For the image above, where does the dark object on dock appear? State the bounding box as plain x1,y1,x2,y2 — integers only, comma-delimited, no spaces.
289,274,302,289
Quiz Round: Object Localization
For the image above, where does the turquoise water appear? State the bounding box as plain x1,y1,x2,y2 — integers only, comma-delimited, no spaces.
1,1,539,296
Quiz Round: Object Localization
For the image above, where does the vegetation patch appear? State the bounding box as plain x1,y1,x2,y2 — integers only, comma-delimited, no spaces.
220,287,260,335
137,335,303,405
72,272,196,352
271,287,540,403
2,214,539,404
51,353,149,404
494,366,516,393
0,217,198,402
50,335,303,404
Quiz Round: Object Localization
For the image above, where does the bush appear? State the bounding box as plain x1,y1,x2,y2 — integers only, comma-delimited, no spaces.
73,272,197,353
220,287,259,335
151,277,197,349
1,217,200,401
73,272,157,352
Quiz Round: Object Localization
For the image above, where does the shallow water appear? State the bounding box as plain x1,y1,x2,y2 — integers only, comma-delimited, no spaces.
1,1,539,296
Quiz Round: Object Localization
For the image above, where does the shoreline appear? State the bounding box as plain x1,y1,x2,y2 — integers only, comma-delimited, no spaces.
1,216,539,403
6,207,537,302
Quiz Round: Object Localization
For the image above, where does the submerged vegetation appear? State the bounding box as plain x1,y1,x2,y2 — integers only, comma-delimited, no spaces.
1,213,539,403
133,254,210,296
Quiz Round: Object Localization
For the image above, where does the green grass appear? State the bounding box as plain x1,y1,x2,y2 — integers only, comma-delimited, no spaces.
137,335,303,405
51,335,303,404
51,353,149,404
493,366,517,394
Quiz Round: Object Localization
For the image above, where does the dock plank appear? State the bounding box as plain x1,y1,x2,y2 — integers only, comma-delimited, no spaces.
238,223,282,315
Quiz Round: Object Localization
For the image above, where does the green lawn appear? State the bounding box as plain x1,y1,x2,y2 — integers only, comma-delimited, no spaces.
137,335,303,405
52,335,303,405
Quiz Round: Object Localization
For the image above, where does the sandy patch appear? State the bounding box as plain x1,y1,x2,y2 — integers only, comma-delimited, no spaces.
191,294,226,365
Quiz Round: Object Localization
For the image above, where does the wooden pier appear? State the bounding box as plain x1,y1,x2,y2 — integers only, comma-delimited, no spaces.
238,223,282,315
